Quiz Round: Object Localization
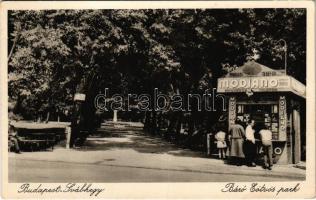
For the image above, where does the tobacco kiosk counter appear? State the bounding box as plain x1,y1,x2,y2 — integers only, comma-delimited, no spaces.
217,61,306,164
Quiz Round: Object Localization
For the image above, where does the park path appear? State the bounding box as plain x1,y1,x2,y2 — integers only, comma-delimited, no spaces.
9,122,305,182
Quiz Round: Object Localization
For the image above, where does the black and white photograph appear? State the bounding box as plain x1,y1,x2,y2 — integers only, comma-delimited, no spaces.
1,1,315,199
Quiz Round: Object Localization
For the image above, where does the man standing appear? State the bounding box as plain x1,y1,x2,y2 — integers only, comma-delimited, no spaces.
228,119,245,166
259,125,273,170
245,119,256,167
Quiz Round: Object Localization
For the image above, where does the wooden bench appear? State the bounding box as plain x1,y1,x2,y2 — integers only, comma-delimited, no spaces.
18,136,55,151
9,122,71,152
16,130,58,152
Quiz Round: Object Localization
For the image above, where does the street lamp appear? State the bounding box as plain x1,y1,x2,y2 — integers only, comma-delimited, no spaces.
277,39,287,75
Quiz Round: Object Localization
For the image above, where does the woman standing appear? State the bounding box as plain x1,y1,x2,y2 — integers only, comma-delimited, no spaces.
228,119,245,165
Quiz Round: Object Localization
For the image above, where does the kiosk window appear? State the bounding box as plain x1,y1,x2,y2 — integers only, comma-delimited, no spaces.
236,104,279,139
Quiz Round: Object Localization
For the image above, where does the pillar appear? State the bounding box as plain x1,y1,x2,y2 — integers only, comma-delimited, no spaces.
113,110,118,122
293,109,301,164
65,126,71,149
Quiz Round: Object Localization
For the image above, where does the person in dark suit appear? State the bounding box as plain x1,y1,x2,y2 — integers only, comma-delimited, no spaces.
244,119,256,167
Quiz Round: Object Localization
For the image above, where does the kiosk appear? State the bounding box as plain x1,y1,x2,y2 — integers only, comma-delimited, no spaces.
217,61,306,164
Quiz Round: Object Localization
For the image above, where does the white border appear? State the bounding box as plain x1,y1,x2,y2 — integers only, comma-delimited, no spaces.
1,1,315,198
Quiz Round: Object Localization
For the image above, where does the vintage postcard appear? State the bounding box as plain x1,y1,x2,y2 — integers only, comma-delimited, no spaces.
0,1,315,199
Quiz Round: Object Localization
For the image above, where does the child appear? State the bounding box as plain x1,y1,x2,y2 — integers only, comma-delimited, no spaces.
215,129,227,159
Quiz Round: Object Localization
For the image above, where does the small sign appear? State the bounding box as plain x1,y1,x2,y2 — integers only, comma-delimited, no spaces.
217,76,290,93
279,96,287,141
74,93,86,101
228,97,236,129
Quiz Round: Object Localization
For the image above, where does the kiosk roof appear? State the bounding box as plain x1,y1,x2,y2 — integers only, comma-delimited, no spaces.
217,61,306,98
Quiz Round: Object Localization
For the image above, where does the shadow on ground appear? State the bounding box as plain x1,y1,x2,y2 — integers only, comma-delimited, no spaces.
76,127,208,158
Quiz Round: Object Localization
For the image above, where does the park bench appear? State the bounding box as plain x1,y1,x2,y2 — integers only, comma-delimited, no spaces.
8,134,55,152
17,132,56,151
12,125,67,152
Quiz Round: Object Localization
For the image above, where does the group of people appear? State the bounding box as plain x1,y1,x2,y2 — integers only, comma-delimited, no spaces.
214,119,273,170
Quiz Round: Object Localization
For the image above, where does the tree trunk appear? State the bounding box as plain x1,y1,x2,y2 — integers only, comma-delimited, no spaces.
45,111,50,123
143,111,151,132
70,75,86,147
174,112,183,142
8,23,21,63
151,110,158,135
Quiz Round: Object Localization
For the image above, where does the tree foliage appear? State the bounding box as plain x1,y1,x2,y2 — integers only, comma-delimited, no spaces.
8,9,306,135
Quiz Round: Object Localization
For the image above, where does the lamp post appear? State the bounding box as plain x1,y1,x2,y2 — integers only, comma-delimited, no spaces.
277,39,287,75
